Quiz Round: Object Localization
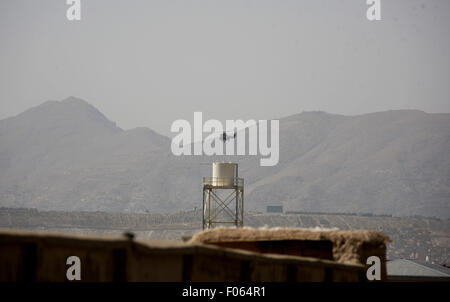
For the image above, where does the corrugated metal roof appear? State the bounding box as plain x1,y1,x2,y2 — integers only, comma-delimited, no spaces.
387,259,450,277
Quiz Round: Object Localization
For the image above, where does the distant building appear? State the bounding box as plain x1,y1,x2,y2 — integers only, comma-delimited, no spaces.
387,259,450,281
266,205,283,213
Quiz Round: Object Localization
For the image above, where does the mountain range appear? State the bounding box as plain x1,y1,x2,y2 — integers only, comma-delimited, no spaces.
0,97,449,218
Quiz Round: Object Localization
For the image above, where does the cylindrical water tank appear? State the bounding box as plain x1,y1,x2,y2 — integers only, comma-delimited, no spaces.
212,162,238,186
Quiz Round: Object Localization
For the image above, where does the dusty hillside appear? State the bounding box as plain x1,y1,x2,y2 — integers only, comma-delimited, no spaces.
0,97,449,217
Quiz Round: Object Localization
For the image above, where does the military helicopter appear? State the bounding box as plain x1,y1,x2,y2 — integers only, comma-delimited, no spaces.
219,130,237,142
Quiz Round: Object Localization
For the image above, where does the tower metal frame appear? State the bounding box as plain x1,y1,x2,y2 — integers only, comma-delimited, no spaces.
202,177,244,229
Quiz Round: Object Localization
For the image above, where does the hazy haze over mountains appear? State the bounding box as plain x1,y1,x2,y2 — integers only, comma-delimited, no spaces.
0,97,449,218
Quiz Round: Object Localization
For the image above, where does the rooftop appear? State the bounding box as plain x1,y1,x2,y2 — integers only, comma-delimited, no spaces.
387,259,450,279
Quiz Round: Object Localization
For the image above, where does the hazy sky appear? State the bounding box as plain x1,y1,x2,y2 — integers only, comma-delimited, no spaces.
1,0,449,136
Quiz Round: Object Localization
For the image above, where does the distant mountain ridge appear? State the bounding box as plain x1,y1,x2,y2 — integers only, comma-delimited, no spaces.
0,97,449,218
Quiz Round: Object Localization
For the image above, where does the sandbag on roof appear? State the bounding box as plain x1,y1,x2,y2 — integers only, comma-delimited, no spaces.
189,227,390,265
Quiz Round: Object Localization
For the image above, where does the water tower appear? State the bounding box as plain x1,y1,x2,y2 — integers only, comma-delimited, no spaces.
202,162,244,229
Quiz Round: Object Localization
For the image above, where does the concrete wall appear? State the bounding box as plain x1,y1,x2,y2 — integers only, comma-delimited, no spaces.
0,229,365,282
